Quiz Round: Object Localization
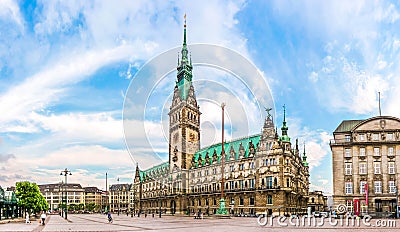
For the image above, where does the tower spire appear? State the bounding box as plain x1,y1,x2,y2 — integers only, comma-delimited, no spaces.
181,14,188,63
280,105,290,142
302,142,309,166
176,14,193,100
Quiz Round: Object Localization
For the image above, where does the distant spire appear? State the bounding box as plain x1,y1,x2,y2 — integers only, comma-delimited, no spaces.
283,104,286,122
280,105,290,142
302,142,308,166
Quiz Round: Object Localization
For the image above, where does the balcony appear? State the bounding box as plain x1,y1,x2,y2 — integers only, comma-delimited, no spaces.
330,139,352,146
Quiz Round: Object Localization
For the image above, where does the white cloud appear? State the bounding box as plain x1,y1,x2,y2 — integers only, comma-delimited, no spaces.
0,0,24,28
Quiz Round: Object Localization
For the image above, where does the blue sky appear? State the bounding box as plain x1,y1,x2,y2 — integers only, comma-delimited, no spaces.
1,0,400,194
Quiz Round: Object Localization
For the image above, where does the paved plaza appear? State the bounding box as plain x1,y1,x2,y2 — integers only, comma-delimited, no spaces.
0,214,399,232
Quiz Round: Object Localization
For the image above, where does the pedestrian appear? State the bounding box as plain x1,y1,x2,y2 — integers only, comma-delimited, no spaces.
107,211,113,223
25,212,31,224
40,211,46,225
145,211,147,218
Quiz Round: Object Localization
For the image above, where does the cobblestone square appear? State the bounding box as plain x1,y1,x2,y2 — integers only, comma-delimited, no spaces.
0,214,399,232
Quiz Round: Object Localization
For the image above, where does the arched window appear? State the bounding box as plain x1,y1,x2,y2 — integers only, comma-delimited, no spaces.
267,195,273,204
286,178,290,188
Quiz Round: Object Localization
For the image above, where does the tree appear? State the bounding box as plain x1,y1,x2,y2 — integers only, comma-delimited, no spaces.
15,181,49,214
85,203,96,212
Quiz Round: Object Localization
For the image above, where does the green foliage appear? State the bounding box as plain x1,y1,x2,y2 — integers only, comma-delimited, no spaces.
15,181,49,213
85,202,96,211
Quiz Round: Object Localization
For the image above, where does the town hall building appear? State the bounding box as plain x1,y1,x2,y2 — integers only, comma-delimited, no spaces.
129,19,310,216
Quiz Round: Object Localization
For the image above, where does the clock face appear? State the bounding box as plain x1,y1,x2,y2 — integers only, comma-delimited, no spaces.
188,132,197,142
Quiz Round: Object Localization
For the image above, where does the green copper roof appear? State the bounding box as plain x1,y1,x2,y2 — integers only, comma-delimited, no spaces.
334,120,364,133
192,134,261,168
176,16,193,100
140,162,169,182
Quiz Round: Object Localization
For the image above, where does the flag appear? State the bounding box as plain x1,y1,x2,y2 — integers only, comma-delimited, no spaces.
364,183,368,205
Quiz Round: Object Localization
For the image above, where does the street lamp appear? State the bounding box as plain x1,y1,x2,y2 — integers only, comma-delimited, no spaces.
117,178,120,216
159,182,163,218
60,168,72,220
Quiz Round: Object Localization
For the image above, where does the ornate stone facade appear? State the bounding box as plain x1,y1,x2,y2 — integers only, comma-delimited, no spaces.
331,116,400,217
130,20,310,217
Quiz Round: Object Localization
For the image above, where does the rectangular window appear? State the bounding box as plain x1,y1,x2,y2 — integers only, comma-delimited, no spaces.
360,181,367,194
345,148,351,157
239,180,244,189
239,197,244,206
359,147,366,157
229,181,234,190
387,133,393,140
359,163,367,174
266,176,273,189
374,181,382,194
374,162,381,174
388,147,394,156
389,181,396,193
360,134,365,141
239,163,244,170
249,179,255,189
345,135,351,142
230,165,234,172
374,147,380,156
265,159,268,166
345,182,353,194
249,197,255,205
388,162,395,174
345,163,352,175
249,162,255,169
373,134,379,141
269,158,276,165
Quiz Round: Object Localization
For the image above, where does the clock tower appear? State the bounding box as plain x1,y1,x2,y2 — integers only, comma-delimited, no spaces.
168,18,201,172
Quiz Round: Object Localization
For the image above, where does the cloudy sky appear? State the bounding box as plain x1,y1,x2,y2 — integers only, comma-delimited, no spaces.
1,0,399,194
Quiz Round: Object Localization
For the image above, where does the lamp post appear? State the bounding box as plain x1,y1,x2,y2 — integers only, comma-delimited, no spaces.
159,192,162,218
216,102,228,215
117,178,120,216
60,168,72,220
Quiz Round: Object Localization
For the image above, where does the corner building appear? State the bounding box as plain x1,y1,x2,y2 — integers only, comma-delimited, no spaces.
331,116,400,217
130,20,310,216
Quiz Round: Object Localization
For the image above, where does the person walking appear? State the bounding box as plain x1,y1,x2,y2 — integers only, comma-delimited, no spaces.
25,212,31,224
107,211,113,223
40,211,46,225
